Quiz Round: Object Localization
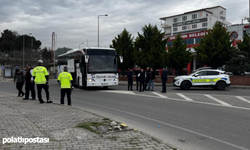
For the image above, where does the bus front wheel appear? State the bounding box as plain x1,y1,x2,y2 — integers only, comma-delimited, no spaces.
103,86,108,89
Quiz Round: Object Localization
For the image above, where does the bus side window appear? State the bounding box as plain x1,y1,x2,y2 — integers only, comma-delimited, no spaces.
114,56,117,65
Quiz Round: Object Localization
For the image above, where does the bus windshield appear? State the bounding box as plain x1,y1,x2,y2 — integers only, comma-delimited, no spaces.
87,50,117,73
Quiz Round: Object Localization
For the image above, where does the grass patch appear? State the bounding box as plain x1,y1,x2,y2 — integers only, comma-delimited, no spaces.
76,121,111,134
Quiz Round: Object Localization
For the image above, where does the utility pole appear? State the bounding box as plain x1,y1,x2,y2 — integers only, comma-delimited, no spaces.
52,32,56,79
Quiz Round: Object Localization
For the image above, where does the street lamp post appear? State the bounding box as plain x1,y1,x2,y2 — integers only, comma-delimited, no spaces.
79,43,84,49
98,14,108,47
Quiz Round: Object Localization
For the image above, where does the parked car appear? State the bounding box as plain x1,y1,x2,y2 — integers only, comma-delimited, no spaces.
173,69,231,90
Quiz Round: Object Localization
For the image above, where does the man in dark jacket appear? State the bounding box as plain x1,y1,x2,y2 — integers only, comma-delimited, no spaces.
135,67,140,90
23,64,36,100
139,68,145,92
147,67,155,91
127,68,133,91
145,67,150,90
161,67,168,93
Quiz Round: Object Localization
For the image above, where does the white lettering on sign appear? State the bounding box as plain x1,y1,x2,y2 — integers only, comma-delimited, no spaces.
91,75,117,78
167,31,208,41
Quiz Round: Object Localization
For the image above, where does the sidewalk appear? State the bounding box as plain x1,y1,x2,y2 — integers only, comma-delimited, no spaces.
0,92,175,150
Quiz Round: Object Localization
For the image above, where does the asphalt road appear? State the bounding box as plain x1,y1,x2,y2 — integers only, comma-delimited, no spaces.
1,80,250,150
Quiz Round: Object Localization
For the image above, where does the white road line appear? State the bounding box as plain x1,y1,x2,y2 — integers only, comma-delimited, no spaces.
235,96,250,104
176,93,193,101
204,94,232,107
82,101,249,150
152,92,168,98
101,90,135,95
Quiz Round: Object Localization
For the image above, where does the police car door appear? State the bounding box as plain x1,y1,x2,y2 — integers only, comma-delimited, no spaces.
191,71,207,86
206,71,220,85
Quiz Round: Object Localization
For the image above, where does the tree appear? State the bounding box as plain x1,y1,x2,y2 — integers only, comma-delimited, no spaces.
225,50,250,75
194,21,234,68
55,47,71,57
0,29,18,52
134,24,168,69
226,33,250,75
167,34,192,74
110,29,134,70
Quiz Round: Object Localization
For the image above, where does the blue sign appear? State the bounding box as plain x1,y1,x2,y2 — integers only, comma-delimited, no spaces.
1,66,5,70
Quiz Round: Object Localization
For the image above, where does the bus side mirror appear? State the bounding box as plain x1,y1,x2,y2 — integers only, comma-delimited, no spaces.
85,55,89,63
119,56,123,63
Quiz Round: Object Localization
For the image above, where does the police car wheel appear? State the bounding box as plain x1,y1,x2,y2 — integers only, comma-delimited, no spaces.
181,81,191,90
216,81,226,90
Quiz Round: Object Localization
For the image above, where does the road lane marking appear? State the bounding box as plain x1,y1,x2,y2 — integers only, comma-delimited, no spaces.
81,101,249,150
204,95,232,107
176,93,193,101
101,90,135,95
98,91,250,110
152,92,168,98
235,96,250,104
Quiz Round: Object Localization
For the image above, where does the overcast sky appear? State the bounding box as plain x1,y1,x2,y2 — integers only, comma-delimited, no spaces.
0,0,248,49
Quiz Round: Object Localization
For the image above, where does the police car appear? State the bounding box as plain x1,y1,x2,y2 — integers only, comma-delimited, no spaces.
173,69,231,90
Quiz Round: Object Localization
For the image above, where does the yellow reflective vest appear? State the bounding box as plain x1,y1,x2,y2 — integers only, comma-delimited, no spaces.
32,66,48,84
58,72,73,89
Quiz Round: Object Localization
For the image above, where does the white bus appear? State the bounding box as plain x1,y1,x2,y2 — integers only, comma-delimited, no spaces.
58,47,123,88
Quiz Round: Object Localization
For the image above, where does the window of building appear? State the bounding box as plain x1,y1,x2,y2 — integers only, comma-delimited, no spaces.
195,38,202,44
167,41,173,47
173,28,178,32
173,18,178,22
185,39,194,45
202,22,207,27
192,24,197,29
182,26,187,30
182,16,187,21
192,14,197,19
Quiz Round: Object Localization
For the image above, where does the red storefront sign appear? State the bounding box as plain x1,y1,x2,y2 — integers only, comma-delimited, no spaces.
164,30,208,41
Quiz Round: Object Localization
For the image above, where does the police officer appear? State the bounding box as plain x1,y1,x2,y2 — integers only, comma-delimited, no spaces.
127,68,133,91
23,64,36,100
135,67,140,90
138,68,145,92
33,60,53,104
161,67,168,93
57,66,73,106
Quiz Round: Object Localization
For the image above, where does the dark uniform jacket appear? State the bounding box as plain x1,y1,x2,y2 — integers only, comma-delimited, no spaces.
150,71,155,80
127,71,133,82
161,70,167,82
139,72,145,82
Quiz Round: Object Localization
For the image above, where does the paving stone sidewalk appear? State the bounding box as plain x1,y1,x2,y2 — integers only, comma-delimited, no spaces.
0,92,175,150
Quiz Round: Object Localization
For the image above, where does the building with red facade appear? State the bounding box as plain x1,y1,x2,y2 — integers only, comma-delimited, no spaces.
159,6,233,74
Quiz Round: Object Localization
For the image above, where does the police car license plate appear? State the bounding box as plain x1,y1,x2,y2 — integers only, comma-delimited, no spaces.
101,83,108,85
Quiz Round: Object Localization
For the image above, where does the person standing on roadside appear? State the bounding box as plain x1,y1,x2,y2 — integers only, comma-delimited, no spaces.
57,66,73,106
33,60,53,104
135,67,140,90
147,67,155,91
161,67,168,93
23,64,36,100
127,68,133,91
138,68,145,92
145,67,150,90
14,69,25,97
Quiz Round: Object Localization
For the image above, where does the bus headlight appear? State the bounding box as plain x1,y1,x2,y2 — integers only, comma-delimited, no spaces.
87,78,95,82
113,78,118,81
